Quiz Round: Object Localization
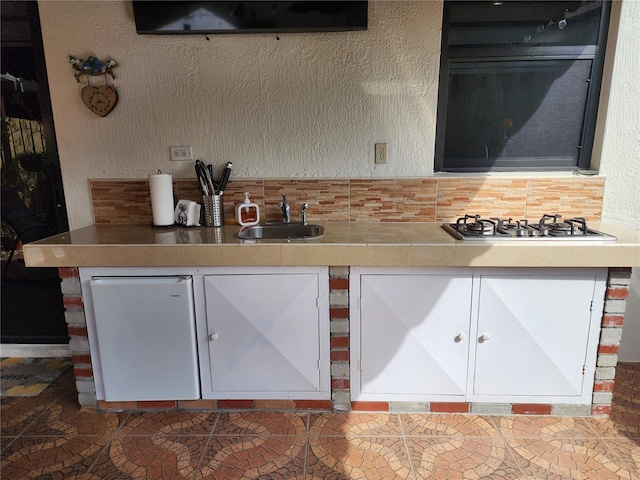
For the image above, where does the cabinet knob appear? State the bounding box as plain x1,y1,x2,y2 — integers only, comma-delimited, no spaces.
454,332,467,342
478,333,491,343
209,333,219,341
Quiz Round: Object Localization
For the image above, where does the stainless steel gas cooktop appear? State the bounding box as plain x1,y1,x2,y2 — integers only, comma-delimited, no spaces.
442,214,616,241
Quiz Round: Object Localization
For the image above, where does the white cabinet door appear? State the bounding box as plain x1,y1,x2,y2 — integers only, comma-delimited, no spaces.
470,269,606,403
351,268,473,401
201,269,330,399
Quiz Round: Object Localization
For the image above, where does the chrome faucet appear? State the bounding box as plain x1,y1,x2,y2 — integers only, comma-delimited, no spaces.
279,194,291,223
278,195,310,224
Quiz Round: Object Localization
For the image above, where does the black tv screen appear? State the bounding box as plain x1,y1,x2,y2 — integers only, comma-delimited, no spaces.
132,1,368,34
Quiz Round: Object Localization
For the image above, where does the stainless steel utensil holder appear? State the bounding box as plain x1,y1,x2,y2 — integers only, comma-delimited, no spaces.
202,195,224,227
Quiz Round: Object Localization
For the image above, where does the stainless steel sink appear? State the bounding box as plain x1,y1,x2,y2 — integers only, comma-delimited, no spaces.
235,224,324,240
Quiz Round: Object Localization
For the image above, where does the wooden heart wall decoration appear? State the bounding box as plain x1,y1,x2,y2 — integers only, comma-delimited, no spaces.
69,55,119,117
81,85,118,117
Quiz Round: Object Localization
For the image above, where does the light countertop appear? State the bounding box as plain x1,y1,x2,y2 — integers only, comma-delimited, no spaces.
23,222,640,268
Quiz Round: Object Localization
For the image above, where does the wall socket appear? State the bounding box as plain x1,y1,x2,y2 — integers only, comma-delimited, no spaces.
170,146,193,161
374,143,388,165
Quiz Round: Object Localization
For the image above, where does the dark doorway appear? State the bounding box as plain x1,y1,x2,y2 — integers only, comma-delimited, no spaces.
1,1,69,344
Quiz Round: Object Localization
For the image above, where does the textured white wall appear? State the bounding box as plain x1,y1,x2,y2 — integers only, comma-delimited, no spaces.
599,0,640,361
38,0,639,357
37,0,442,229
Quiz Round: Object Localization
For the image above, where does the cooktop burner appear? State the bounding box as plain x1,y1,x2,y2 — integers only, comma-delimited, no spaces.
442,214,616,241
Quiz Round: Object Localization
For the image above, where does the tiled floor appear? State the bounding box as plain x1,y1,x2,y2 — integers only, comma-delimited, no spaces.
1,364,639,479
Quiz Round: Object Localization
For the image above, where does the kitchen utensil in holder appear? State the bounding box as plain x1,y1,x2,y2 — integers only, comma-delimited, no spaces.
202,195,224,227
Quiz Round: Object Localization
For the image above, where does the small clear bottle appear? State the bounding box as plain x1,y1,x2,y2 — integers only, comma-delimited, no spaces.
235,192,260,226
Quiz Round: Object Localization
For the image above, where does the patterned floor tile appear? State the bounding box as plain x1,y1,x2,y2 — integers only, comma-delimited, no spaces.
309,413,403,436
406,436,527,480
0,437,17,454
120,411,218,436
198,435,307,479
505,437,637,479
601,438,640,479
613,363,640,405
213,411,308,436
20,392,128,438
307,435,412,479
587,409,640,439
88,434,209,479
494,415,598,438
401,414,500,437
0,381,67,436
591,362,640,439
1,434,110,480
1,362,639,479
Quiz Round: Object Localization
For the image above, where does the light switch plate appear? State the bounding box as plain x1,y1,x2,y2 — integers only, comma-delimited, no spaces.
170,146,193,161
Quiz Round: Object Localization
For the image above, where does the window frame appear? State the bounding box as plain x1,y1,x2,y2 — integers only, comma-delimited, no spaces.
434,1,612,173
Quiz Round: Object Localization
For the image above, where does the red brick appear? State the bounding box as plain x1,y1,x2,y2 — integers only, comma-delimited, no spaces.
177,399,218,410
68,326,88,337
592,405,612,415
351,401,389,412
255,400,295,410
294,400,332,410
329,278,349,290
138,400,177,409
511,404,552,415
602,315,624,327
330,350,350,362
598,344,620,354
330,307,349,319
74,367,93,378
63,296,84,308
430,402,469,413
331,336,350,348
217,400,255,409
98,400,137,411
607,287,629,300
593,381,615,392
72,354,92,365
58,267,79,278
331,379,350,390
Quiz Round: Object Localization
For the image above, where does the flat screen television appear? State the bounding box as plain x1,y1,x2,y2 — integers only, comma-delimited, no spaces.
132,1,368,34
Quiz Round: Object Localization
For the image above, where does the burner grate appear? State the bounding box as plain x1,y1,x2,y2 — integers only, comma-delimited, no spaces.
443,214,615,241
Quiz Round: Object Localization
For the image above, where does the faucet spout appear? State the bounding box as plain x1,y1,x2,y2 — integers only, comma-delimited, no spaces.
278,194,291,223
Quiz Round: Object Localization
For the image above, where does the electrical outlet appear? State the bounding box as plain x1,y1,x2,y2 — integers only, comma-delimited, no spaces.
170,146,193,161
375,143,387,165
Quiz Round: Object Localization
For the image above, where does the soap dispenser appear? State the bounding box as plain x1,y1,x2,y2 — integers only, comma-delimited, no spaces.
235,192,260,226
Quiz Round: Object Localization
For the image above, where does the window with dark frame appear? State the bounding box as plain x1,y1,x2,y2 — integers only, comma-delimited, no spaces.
435,1,611,172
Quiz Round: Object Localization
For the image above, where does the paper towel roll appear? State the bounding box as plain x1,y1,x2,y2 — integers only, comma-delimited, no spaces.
149,172,175,226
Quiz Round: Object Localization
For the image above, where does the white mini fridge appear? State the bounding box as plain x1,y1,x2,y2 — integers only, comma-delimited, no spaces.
88,276,200,401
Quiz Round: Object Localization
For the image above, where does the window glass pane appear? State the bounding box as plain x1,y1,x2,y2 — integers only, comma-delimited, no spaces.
442,59,591,169
448,1,603,47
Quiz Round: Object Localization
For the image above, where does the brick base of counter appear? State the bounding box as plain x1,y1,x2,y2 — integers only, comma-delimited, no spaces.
60,266,632,416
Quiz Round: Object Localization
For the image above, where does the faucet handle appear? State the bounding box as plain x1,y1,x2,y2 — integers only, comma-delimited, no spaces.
301,203,309,225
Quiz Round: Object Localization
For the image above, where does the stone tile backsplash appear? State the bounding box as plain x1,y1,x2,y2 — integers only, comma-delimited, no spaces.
90,176,605,225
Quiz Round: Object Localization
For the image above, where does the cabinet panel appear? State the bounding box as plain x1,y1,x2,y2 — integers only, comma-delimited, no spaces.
202,271,328,399
351,267,606,405
471,270,606,401
352,269,473,401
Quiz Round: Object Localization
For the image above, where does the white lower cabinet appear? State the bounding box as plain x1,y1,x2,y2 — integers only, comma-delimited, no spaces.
351,268,474,402
351,267,607,405
469,269,607,404
196,267,330,400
